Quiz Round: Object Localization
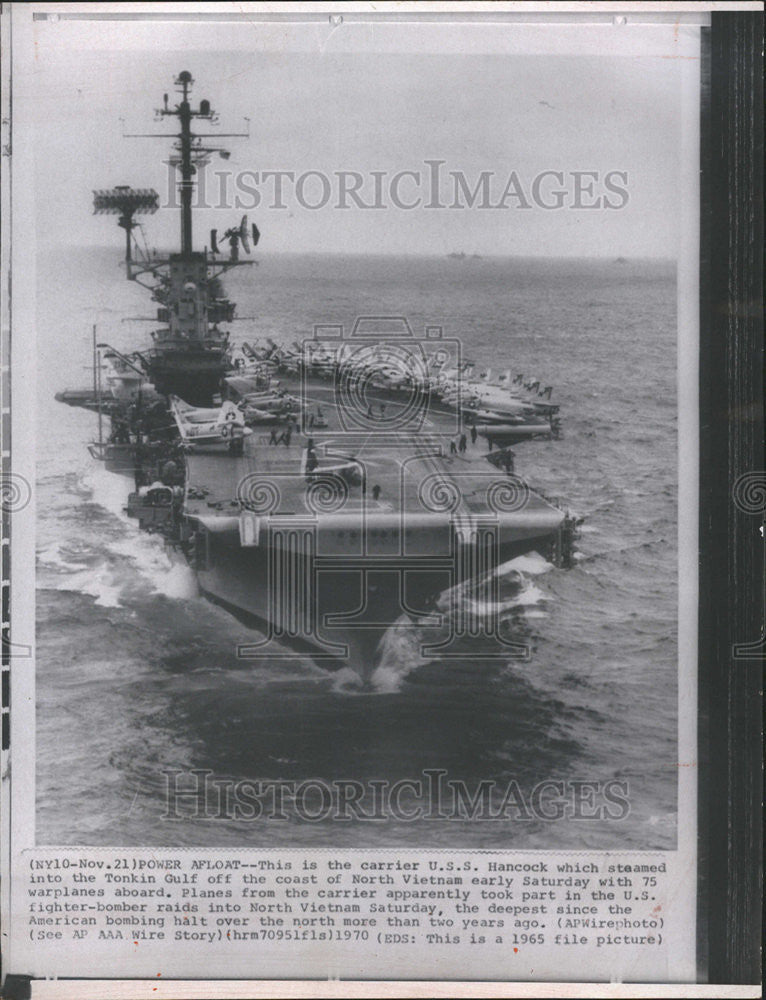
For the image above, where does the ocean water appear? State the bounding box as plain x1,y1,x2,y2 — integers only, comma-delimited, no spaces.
35,249,678,849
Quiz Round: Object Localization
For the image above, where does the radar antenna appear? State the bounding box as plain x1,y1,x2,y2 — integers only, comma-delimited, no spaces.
212,215,260,261
92,186,159,277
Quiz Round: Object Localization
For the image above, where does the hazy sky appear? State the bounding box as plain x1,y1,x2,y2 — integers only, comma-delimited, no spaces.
21,15,699,257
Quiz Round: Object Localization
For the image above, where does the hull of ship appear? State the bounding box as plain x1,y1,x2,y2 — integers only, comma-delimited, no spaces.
189,519,563,675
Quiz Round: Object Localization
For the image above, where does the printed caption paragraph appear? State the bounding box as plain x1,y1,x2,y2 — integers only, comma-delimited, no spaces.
15,850,679,981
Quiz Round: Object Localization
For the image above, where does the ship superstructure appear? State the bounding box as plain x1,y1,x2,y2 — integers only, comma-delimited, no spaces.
94,71,256,404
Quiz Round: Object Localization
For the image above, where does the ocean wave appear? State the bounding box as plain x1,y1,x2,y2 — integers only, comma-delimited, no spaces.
108,537,198,601
53,566,124,608
369,618,429,694
330,666,367,694
368,574,548,695
466,581,548,618
59,464,200,602
493,551,554,577
37,541,90,573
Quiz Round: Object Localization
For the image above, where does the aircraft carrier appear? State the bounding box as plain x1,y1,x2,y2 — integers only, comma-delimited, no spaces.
56,72,579,673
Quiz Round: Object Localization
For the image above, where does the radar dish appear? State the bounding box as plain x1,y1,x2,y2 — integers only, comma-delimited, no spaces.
240,215,251,254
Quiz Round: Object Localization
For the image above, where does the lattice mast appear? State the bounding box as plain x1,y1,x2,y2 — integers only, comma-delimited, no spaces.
160,70,209,256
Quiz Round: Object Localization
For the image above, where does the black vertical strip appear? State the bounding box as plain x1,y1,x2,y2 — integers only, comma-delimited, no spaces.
1,713,8,752
699,11,764,985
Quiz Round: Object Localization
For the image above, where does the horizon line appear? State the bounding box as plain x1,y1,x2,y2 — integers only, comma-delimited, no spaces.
42,244,677,263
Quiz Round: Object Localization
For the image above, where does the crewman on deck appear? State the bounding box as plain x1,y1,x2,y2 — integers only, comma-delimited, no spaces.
470,424,478,446
305,438,319,475
110,417,131,444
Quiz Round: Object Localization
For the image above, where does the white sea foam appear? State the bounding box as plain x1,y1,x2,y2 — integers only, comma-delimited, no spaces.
369,618,425,693
37,541,89,572
81,464,133,519
467,581,547,618
368,664,407,694
54,566,123,608
79,463,198,601
513,582,547,607
330,666,365,694
109,536,198,600
493,551,554,577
